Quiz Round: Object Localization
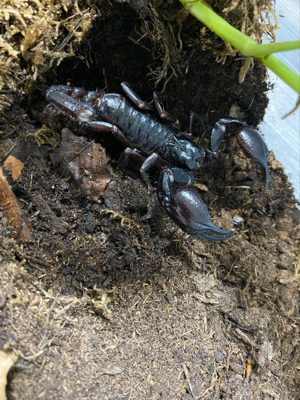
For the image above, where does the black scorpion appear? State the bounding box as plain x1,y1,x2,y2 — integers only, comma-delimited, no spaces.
46,83,269,241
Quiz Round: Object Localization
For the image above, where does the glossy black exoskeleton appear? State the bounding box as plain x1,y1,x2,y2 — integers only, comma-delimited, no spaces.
45,83,269,240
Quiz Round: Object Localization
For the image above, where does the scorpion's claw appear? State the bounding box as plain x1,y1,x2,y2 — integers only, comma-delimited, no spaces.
210,118,269,189
157,169,235,241
166,188,235,240
235,126,269,189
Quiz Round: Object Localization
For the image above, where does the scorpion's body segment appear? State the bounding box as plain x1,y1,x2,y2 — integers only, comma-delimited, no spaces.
99,94,187,162
46,84,270,241
46,86,204,171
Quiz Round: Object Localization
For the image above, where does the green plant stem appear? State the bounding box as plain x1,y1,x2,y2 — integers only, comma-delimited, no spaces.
243,41,300,57
179,0,300,94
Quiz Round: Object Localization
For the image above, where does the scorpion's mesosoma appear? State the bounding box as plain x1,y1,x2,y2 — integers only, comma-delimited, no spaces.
45,83,269,241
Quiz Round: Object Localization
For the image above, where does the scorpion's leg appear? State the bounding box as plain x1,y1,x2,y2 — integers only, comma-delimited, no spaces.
118,148,146,170
87,121,132,149
121,82,154,111
120,151,194,192
139,154,165,191
157,168,235,241
152,92,180,127
118,149,162,192
88,122,159,186
190,112,218,160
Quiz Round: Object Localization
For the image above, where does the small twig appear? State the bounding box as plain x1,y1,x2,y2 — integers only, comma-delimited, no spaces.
282,95,300,119
157,43,169,70
182,362,196,399
196,384,214,399
0,143,17,164
159,71,174,95
245,358,252,379
54,17,84,53
224,314,253,333
29,172,33,194
225,185,251,189
177,23,183,52
61,8,90,23
137,32,148,42
242,274,252,294
224,256,238,279
16,349,45,361
233,328,256,347
127,36,152,53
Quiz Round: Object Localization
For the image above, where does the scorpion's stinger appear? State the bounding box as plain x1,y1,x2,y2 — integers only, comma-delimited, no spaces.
157,169,235,241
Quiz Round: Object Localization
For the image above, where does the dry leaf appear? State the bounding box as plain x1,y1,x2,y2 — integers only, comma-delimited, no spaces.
49,128,111,203
3,155,24,182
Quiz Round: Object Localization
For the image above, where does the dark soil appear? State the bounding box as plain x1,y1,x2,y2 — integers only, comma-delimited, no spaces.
1,2,300,400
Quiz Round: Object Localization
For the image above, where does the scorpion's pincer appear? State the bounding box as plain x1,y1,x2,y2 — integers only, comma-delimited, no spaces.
157,168,235,241
235,126,269,189
46,87,95,123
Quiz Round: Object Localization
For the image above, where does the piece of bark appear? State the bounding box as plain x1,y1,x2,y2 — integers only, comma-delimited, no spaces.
0,167,34,242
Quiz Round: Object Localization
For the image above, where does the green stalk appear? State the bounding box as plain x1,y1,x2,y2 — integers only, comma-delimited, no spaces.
179,0,300,94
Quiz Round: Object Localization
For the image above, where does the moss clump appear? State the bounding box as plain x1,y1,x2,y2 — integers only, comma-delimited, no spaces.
0,0,93,91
